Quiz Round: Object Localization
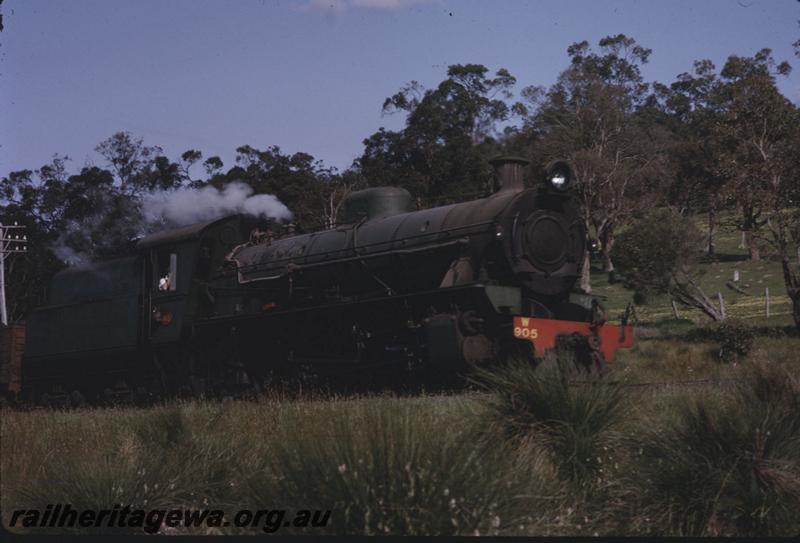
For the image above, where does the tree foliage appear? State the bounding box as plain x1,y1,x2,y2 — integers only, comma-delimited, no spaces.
713,49,795,261
223,145,343,231
358,64,516,206
653,59,728,256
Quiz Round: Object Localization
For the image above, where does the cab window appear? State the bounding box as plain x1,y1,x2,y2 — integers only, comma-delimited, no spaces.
154,249,178,292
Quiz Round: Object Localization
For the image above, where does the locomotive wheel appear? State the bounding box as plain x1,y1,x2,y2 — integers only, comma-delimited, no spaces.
67,390,86,408
39,392,53,408
493,335,539,375
102,387,116,405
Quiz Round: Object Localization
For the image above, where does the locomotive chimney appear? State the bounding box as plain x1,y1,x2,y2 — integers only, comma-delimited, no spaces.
489,156,530,193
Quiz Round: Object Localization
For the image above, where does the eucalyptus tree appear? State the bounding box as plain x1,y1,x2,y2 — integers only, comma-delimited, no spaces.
225,145,338,231
95,131,182,195
521,35,671,291
712,49,794,262
654,59,728,256
358,64,517,207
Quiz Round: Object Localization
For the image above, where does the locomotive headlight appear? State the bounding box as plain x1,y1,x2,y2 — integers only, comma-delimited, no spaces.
550,173,568,190
545,161,573,192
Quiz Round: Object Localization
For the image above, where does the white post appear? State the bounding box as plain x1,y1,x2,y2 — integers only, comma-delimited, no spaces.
765,287,770,318
733,270,739,282
717,291,726,320
671,299,680,319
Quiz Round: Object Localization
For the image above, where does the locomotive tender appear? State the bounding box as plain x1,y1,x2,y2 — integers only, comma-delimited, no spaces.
20,156,633,402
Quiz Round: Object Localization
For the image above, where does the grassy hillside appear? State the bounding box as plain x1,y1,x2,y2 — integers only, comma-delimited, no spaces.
593,215,794,324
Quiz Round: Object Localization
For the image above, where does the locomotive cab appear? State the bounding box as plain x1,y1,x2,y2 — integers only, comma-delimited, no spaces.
137,215,246,344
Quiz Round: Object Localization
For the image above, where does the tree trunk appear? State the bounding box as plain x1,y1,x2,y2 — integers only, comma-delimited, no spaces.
746,231,760,261
780,256,800,332
600,227,614,270
580,248,591,293
671,279,725,322
600,228,615,283
707,207,716,258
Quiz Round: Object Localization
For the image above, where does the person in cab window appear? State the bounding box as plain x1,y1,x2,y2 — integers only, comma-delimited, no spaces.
158,272,171,291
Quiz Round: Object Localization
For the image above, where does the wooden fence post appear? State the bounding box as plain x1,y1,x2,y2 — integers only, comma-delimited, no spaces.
765,287,770,318
717,291,726,320
671,300,680,319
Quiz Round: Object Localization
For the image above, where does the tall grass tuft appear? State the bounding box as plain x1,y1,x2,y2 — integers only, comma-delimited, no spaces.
239,395,556,535
620,359,800,536
472,358,628,489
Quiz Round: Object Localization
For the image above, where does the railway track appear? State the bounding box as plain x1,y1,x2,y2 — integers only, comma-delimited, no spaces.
569,377,741,392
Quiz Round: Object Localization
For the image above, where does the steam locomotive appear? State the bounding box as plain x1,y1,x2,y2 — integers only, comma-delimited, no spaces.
16,157,633,403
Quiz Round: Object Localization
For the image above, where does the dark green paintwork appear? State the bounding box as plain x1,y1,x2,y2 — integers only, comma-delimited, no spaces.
25,257,143,359
338,187,414,224
25,215,246,361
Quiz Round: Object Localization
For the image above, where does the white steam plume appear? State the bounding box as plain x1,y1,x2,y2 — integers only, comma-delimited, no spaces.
49,182,292,265
142,182,292,227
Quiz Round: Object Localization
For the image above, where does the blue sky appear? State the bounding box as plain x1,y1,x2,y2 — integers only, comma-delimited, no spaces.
1,0,798,178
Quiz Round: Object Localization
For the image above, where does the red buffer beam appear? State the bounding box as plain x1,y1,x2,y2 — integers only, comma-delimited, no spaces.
512,316,634,362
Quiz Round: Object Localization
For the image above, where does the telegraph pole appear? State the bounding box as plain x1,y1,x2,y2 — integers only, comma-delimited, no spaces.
0,222,28,326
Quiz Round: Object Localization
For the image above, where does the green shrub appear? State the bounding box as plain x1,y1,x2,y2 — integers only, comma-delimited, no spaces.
620,361,800,536
715,319,756,362
615,209,704,298
472,358,627,489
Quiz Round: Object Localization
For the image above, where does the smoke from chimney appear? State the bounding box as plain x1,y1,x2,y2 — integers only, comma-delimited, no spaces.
142,181,292,226
50,182,292,265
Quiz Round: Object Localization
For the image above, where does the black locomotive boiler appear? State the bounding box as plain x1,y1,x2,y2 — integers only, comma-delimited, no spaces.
19,156,633,403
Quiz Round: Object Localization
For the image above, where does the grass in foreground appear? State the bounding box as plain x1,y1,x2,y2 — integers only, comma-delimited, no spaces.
617,359,800,536
239,396,560,535
1,395,561,536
